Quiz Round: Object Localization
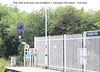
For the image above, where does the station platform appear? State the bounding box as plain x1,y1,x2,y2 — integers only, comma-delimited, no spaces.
5,67,62,72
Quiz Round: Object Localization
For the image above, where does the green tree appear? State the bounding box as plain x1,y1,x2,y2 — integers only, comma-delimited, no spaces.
23,8,45,47
80,9,98,31
0,4,10,58
0,4,26,58
50,6,83,35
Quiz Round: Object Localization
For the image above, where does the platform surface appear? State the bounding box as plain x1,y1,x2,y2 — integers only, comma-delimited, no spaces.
6,67,62,72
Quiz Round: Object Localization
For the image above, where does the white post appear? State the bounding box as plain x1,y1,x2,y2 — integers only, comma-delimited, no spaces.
14,57,16,67
64,34,66,72
11,57,13,66
45,2,48,69
24,48,25,67
83,32,86,72
48,35,50,69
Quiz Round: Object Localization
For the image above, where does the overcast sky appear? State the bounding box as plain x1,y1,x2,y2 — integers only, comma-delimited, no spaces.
0,0,100,13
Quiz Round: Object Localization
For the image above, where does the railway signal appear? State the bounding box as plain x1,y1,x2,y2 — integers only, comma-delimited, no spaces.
17,23,24,35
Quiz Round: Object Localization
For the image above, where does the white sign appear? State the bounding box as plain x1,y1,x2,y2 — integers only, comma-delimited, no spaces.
24,44,30,49
21,41,26,45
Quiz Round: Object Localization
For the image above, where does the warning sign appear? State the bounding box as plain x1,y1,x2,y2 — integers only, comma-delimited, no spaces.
29,48,34,54
24,44,30,49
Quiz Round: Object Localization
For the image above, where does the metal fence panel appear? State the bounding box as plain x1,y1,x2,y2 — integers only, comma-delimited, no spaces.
36,37,45,66
66,34,83,72
86,37,100,71
49,35,63,70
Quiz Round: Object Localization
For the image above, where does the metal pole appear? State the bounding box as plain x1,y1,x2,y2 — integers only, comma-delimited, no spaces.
34,37,36,67
64,34,66,72
27,49,28,67
24,48,25,67
48,35,50,69
45,3,48,69
32,54,33,67
30,54,31,67
83,32,86,72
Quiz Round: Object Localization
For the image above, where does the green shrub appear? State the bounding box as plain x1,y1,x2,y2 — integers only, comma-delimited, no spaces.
0,58,11,72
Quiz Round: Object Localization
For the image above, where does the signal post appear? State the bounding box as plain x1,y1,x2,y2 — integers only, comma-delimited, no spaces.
17,23,37,67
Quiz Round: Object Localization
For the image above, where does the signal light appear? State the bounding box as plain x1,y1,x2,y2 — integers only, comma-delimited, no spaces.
17,23,24,35
19,31,23,35
18,25,23,29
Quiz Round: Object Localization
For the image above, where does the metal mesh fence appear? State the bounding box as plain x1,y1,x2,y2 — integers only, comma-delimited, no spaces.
49,35,63,70
86,37,100,71
35,37,45,67
66,34,82,72
34,34,100,72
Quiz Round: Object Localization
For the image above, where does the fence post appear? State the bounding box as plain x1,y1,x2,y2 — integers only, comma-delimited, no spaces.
34,37,36,67
48,35,50,69
83,32,86,72
64,34,66,72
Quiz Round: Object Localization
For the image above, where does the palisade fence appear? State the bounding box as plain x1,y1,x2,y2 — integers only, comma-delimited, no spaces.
34,33,100,72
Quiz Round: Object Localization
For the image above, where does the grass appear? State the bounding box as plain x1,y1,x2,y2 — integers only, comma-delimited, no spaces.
0,58,11,72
